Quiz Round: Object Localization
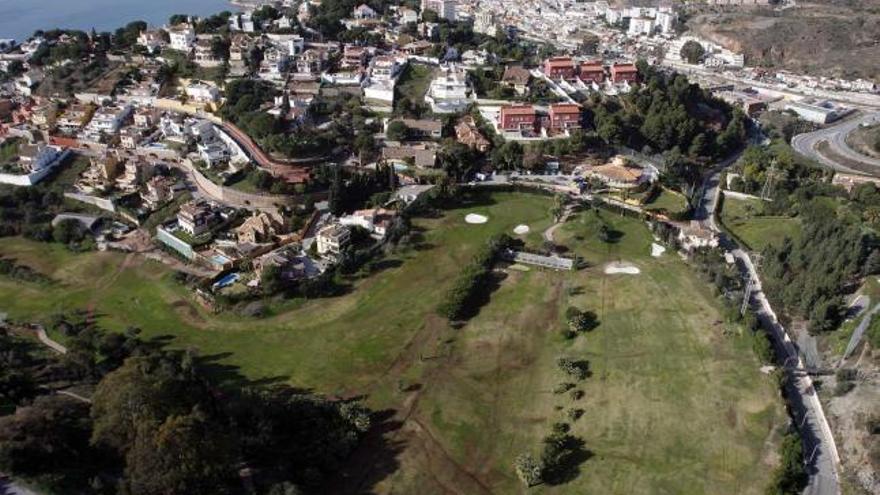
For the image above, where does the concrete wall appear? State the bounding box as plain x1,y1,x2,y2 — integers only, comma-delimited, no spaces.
64,192,117,212
156,226,196,260
180,159,296,209
0,149,71,186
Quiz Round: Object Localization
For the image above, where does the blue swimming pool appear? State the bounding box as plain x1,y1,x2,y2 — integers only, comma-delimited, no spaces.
212,272,239,290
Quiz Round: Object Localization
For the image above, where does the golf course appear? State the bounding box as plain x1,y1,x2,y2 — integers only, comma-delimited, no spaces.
0,190,786,494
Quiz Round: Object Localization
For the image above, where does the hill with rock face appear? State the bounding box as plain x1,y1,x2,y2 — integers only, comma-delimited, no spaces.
687,1,880,81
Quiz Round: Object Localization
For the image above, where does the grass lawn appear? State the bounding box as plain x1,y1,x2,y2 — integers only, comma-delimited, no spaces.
644,187,688,214
0,192,784,494
719,194,800,251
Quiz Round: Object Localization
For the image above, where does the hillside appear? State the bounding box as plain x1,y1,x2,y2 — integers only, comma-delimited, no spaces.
687,1,880,80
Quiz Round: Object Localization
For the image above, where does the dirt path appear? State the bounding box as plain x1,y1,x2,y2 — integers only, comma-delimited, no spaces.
543,205,574,243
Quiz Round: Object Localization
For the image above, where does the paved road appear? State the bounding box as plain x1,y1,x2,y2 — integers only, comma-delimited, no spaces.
696,154,841,495
791,112,880,175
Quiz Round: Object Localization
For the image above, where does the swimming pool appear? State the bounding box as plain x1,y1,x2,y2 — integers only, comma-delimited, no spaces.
212,272,239,290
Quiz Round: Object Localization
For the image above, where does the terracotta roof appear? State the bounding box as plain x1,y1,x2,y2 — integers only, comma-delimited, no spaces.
580,63,604,72
545,57,575,68
502,66,531,84
501,105,536,116
611,63,638,73
550,103,582,114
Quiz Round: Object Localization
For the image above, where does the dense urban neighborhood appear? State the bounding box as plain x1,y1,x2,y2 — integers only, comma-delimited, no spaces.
0,1,878,494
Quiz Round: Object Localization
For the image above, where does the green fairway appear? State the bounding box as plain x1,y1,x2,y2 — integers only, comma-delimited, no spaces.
382,207,785,494
719,194,800,251
0,192,784,494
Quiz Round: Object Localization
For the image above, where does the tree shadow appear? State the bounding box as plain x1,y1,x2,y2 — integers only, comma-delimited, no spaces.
542,436,594,486
599,227,625,244
329,408,407,494
454,270,508,322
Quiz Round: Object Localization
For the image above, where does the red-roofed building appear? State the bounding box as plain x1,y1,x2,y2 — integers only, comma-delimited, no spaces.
543,57,577,81
499,105,538,132
610,63,638,83
548,104,583,132
579,62,605,83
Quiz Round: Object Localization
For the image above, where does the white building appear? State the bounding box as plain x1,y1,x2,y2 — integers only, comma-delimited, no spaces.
316,224,351,256
628,17,655,36
425,64,471,113
656,11,675,34
137,30,166,53
168,24,195,51
83,104,133,139
185,81,221,103
0,144,70,187
422,0,456,21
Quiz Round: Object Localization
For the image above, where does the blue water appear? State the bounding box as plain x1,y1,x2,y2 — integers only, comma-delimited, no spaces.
0,0,235,42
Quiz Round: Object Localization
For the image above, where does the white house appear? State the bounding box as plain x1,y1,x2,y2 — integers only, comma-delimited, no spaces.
167,24,196,52
353,4,379,20
137,30,167,53
425,64,470,113
185,80,221,103
316,224,351,256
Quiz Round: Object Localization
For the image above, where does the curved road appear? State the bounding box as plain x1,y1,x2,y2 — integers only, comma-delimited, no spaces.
791,112,880,175
222,123,314,183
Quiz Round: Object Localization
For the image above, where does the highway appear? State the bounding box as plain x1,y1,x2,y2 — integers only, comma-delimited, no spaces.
697,159,842,495
791,112,880,175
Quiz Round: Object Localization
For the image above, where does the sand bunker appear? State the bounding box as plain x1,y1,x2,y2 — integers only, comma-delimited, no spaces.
604,262,641,275
513,224,530,235
465,213,488,224
651,242,666,258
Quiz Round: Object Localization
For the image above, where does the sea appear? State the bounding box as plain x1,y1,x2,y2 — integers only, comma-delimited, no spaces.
0,0,236,43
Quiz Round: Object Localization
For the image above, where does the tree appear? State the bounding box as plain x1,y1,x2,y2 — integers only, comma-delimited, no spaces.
679,40,705,65
261,263,285,294
0,396,93,479
90,356,209,454
565,307,598,334
53,218,84,244
386,120,410,141
514,453,544,487
124,409,236,495
766,431,808,495
557,357,589,380
551,194,566,222
491,141,524,170
864,249,880,276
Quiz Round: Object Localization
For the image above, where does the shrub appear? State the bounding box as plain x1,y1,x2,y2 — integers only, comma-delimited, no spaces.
557,357,590,380
514,453,543,487
553,383,575,394
437,234,513,320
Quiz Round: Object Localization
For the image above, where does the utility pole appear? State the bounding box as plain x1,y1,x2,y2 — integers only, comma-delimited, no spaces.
741,276,755,316
760,159,777,201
